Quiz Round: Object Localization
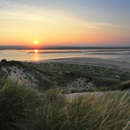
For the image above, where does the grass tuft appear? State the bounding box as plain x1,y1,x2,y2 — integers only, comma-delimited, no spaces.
0,77,41,130
1,75,130,130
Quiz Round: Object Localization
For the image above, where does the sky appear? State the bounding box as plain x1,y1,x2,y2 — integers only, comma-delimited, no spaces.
0,0,130,46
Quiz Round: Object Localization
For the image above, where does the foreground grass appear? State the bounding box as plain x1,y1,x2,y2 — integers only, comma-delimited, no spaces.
0,76,43,130
1,77,130,130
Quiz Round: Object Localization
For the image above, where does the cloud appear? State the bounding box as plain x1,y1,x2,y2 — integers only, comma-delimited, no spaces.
0,0,127,30
0,1,76,24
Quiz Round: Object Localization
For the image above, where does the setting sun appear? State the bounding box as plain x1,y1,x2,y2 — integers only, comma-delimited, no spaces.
34,41,38,44
35,49,38,53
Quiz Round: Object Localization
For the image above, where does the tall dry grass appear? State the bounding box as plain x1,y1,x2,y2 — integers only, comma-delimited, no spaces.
0,76,41,130
1,76,130,130
32,91,130,130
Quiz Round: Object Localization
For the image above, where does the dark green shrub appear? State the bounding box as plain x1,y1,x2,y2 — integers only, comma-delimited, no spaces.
115,80,130,90
93,77,121,87
97,86,109,91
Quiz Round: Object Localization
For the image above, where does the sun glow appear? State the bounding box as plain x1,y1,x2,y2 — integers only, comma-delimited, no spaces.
35,49,38,53
34,41,38,44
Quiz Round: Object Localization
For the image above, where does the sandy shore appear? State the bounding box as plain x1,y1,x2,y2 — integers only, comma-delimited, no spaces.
42,57,130,72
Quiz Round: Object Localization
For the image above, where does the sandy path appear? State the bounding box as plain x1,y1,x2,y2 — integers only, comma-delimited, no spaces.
43,57,130,72
64,92,105,100
64,90,126,100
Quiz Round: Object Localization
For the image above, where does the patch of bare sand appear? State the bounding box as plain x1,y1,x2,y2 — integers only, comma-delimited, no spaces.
64,91,122,100
64,92,104,100
1,66,37,85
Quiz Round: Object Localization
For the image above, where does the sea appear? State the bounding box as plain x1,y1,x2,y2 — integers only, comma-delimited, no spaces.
0,49,130,63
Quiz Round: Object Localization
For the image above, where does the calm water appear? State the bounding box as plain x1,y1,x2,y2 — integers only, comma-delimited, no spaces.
0,49,130,62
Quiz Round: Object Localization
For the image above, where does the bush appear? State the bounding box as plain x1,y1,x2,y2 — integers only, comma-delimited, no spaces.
1,59,7,63
97,86,109,91
93,77,121,87
115,80,130,90
69,88,95,93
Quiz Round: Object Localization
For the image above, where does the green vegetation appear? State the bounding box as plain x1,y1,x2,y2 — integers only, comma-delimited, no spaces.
1,76,130,130
1,60,130,129
1,60,130,92
0,61,54,91
0,76,41,130
115,80,130,90
24,61,130,91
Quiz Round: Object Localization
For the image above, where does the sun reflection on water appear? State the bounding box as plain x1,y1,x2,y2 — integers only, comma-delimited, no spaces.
33,49,39,61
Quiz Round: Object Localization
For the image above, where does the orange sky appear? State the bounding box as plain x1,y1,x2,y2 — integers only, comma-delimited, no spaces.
0,0,130,46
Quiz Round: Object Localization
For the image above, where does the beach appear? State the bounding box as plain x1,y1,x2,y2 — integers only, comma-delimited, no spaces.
43,57,130,72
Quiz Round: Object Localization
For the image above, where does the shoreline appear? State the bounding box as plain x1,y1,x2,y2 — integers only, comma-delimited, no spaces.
38,57,130,72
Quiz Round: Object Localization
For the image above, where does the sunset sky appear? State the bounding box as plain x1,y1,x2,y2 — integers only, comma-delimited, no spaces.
0,0,130,46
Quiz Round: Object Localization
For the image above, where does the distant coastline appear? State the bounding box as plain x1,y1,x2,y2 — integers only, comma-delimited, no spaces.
0,45,130,50
1,47,130,62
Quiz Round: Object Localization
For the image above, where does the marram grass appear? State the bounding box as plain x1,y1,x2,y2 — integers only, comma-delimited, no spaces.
0,76,41,130
64,92,130,130
1,76,130,130
32,92,130,130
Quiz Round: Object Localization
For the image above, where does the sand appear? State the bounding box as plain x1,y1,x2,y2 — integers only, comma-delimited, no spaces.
64,92,105,100
41,57,130,99
1,66,37,85
64,91,124,100
42,57,130,72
